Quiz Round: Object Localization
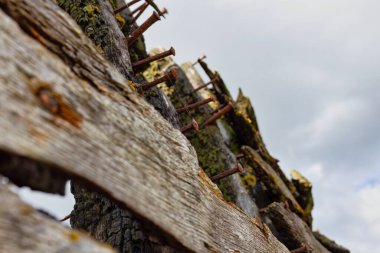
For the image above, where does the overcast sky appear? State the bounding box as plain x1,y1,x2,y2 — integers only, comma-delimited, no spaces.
18,1,380,252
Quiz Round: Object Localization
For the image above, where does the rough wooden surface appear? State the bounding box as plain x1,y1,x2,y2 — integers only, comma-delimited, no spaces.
0,7,289,253
1,0,133,95
242,146,303,214
313,232,350,253
261,203,329,253
0,183,115,253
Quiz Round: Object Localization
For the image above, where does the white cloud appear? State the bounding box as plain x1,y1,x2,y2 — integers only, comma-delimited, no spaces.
303,163,324,182
358,184,380,240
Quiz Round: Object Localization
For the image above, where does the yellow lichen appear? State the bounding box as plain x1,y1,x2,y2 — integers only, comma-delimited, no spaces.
242,174,257,189
115,14,126,28
67,230,81,241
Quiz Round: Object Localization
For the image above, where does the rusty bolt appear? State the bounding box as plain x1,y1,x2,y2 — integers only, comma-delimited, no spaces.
128,12,161,46
201,102,234,128
176,96,216,114
210,163,244,182
141,68,178,91
180,119,199,133
133,47,175,69
114,0,142,14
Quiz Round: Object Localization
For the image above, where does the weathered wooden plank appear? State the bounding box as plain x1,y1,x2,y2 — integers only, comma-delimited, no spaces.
313,232,350,253
0,0,133,95
242,146,304,214
261,202,330,253
0,8,288,253
0,183,115,253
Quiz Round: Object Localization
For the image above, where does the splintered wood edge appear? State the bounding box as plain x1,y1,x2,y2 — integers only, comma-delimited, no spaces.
0,5,289,253
0,184,115,253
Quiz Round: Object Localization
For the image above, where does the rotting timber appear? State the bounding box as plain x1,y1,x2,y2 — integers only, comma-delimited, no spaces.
0,0,349,252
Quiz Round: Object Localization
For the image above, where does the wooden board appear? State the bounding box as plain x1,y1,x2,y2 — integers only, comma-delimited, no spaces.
261,203,329,253
0,4,288,253
0,183,115,253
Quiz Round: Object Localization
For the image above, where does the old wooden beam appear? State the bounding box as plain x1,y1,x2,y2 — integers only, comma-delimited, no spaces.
0,7,288,253
261,202,329,253
0,183,115,253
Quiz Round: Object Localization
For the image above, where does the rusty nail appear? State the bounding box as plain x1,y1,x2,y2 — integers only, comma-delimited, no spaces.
60,214,71,222
192,54,207,66
37,88,59,114
114,0,142,14
133,47,175,69
176,96,215,114
290,244,307,253
180,119,199,133
210,163,244,182
201,102,234,128
209,103,225,115
128,2,149,24
159,7,168,17
192,76,219,93
142,68,177,91
236,154,244,159
129,2,148,16
282,200,290,210
128,12,161,46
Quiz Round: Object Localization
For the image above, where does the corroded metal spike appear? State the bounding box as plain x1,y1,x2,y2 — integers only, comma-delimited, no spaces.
159,7,168,17
114,0,142,14
236,154,244,159
176,97,215,114
133,47,175,69
192,76,219,93
210,163,244,182
201,102,234,128
180,119,199,133
141,68,177,91
209,103,225,115
129,2,148,16
192,54,207,66
129,2,149,24
290,245,307,253
128,12,160,46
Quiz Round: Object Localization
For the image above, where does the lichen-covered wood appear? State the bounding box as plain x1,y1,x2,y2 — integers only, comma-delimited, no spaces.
0,7,289,253
0,183,116,253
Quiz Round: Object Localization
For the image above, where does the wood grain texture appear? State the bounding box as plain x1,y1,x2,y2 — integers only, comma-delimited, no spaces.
261,203,330,253
1,0,133,95
242,146,303,214
0,7,288,253
0,183,115,253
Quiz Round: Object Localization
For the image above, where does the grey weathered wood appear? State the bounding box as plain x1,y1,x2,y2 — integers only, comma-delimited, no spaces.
0,8,289,253
242,146,304,213
0,183,115,253
261,202,330,253
1,0,133,95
